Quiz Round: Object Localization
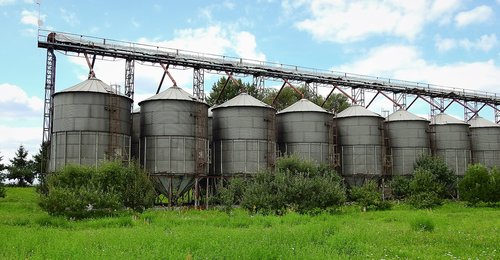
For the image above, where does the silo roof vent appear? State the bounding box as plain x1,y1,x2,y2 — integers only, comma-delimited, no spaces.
57,77,115,94
277,98,330,114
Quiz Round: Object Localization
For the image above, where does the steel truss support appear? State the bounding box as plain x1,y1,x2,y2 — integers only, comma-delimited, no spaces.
351,88,365,106
463,101,478,121
42,49,56,146
124,59,135,100
304,82,318,98
157,63,177,94
496,106,500,124
253,75,265,95
430,97,445,117
393,92,406,111
83,53,96,78
193,68,205,100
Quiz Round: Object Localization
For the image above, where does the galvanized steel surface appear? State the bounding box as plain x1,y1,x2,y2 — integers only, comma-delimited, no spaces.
469,117,500,167
213,93,276,175
430,114,471,175
385,110,430,176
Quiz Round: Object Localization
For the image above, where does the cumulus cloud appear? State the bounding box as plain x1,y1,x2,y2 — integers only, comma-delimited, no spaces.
289,0,461,43
0,0,16,5
60,8,79,26
454,5,493,27
0,125,41,163
435,34,498,52
337,45,500,94
0,83,44,119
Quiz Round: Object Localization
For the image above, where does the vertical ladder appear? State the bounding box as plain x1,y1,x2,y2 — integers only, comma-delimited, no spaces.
194,103,207,176
108,86,121,160
266,109,275,170
42,49,56,172
328,118,340,168
382,122,392,175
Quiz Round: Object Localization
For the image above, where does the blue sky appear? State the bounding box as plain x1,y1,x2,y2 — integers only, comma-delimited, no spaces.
1,0,500,162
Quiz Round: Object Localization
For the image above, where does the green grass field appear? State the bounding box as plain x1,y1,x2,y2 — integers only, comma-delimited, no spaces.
1,187,499,259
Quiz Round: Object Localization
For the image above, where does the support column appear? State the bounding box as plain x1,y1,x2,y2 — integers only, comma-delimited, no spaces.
351,88,365,106
253,75,265,96
193,68,205,100
393,92,406,111
464,101,478,121
430,97,445,118
125,59,135,105
42,49,56,173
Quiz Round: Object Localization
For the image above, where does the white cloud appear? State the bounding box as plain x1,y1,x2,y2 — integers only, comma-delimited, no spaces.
0,125,41,163
454,5,493,27
60,8,79,26
337,45,500,94
290,0,461,43
0,83,44,118
131,18,140,28
0,0,15,5
435,34,497,52
0,83,43,162
20,9,38,26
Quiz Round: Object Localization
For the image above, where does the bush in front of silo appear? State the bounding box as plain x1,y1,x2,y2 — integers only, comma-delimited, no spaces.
350,180,391,211
39,162,156,219
389,175,411,200
459,164,500,205
413,155,456,199
408,169,443,209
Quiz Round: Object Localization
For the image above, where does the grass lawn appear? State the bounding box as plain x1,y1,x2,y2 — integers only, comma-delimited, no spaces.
1,187,499,259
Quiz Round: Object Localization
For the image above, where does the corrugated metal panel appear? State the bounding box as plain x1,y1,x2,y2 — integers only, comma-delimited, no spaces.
277,98,330,114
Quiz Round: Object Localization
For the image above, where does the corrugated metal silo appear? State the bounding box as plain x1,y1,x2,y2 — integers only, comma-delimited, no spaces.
139,86,208,200
131,108,140,161
469,116,500,168
277,98,333,164
212,93,276,176
50,78,132,171
429,113,471,176
385,109,430,176
335,105,384,185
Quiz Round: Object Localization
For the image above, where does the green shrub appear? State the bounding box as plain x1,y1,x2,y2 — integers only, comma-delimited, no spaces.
408,169,442,209
458,164,490,204
414,155,456,198
0,185,5,198
39,161,156,218
389,175,410,200
411,217,435,232
350,180,391,211
490,167,500,202
218,156,346,215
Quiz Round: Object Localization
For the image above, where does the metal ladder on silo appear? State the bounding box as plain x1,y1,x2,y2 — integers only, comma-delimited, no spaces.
328,118,340,168
266,109,276,170
381,122,392,175
194,102,207,176
108,85,121,161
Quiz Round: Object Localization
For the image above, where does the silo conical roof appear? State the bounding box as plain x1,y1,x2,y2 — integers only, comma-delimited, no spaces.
430,113,468,125
277,98,330,114
56,77,116,95
468,116,500,128
386,109,428,122
335,105,382,118
213,93,273,109
139,86,199,105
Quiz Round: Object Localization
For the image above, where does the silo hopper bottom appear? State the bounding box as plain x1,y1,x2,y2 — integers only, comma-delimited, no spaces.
150,174,195,203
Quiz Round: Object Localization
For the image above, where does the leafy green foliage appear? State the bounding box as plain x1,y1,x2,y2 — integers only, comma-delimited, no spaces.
350,180,391,211
408,169,443,209
459,164,500,205
414,154,456,198
390,175,411,200
7,145,36,187
39,162,156,218
206,77,264,106
33,143,49,195
215,155,345,215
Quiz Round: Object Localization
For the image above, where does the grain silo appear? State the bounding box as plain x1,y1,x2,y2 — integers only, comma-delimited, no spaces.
277,98,334,164
212,93,276,176
131,108,140,161
469,116,500,168
385,109,430,176
335,105,384,185
139,86,208,201
208,107,214,175
430,113,471,176
49,78,132,171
